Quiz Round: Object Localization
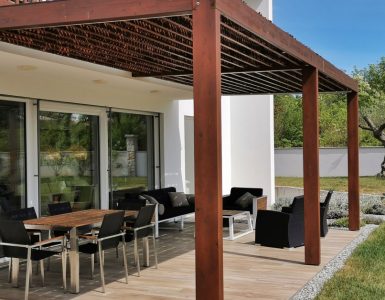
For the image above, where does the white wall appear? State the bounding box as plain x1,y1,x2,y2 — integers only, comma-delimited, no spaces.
179,0,275,204
0,43,193,208
275,147,385,177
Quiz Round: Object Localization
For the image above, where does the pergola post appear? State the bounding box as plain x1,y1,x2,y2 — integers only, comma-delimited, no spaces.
302,66,321,265
193,1,224,300
347,91,360,230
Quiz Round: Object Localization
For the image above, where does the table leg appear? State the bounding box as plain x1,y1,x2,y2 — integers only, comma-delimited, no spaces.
247,212,253,232
11,258,20,287
69,227,79,294
142,237,150,267
229,217,235,240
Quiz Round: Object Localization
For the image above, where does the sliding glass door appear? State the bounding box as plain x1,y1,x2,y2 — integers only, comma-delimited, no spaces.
39,111,100,215
0,100,26,215
109,112,155,207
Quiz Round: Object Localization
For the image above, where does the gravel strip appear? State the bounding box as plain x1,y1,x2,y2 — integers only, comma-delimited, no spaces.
291,225,378,300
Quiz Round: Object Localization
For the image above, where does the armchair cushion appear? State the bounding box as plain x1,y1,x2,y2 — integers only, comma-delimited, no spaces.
168,192,189,208
234,192,255,209
140,194,165,215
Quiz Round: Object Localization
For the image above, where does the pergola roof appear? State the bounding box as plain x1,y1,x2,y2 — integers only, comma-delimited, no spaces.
0,0,358,95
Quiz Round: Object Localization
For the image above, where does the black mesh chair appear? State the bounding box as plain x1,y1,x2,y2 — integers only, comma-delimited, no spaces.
255,196,304,248
78,211,127,293
123,204,158,276
6,207,42,282
320,190,333,237
47,202,72,216
0,220,67,300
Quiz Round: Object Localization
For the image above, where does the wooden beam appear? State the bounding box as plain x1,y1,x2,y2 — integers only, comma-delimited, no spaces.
193,1,223,300
347,91,360,231
132,65,302,78
0,0,193,29
216,0,358,92
302,66,321,265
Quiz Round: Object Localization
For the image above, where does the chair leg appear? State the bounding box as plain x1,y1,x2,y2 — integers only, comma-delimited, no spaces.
98,244,105,293
122,243,128,284
62,250,67,292
40,260,45,286
91,254,95,279
152,234,158,269
134,237,140,277
8,259,12,283
180,215,184,231
25,250,32,300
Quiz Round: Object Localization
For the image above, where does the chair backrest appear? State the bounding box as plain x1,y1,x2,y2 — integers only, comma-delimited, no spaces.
322,190,333,208
98,211,125,250
0,220,31,259
48,202,72,216
7,207,38,221
0,197,12,213
290,195,304,217
133,205,156,238
118,198,146,211
230,187,263,200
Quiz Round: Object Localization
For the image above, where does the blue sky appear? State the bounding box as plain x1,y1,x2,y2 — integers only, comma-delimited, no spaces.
273,0,385,75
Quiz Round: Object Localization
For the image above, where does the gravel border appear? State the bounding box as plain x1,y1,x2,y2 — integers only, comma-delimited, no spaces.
291,225,378,300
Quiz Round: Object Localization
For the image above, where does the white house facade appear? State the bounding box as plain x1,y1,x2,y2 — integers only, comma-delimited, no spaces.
0,0,275,228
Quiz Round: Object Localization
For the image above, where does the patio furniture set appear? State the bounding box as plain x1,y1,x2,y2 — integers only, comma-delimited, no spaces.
0,186,332,299
0,203,158,300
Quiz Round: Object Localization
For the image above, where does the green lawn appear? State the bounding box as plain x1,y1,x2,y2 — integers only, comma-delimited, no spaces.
276,177,385,195
316,224,385,299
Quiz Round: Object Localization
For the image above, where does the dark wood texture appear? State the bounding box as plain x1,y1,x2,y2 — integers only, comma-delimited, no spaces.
257,196,268,210
0,0,193,29
24,209,136,228
302,66,321,265
193,1,223,299
216,0,358,92
347,91,360,231
0,1,357,94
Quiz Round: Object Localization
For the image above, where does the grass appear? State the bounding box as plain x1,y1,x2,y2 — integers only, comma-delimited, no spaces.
316,224,385,299
276,176,385,195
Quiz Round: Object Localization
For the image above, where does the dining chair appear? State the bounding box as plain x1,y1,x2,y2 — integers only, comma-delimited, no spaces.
123,204,158,276
6,207,42,282
47,202,72,216
0,220,67,300
78,211,127,293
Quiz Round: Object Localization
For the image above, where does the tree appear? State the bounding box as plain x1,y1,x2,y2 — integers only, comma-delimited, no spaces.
354,57,385,177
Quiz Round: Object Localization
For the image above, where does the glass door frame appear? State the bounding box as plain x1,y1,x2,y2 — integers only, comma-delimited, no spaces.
108,108,160,208
38,101,108,212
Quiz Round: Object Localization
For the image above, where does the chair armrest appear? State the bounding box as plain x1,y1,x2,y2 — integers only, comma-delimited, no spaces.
97,232,125,242
222,195,232,207
78,234,97,240
32,236,65,248
281,206,293,213
255,210,291,229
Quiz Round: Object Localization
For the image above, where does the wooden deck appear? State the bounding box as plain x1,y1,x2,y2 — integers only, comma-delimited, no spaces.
0,218,360,300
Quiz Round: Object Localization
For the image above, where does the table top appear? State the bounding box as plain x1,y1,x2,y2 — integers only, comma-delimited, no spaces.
24,209,136,228
222,210,250,217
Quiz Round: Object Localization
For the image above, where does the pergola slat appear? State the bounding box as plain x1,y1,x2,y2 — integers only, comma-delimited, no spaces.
216,0,358,92
0,0,193,29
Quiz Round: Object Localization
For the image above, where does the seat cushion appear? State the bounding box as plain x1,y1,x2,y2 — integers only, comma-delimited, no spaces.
31,249,60,261
78,243,98,254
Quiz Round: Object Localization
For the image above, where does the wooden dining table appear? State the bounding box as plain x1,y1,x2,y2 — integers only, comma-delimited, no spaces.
23,209,138,294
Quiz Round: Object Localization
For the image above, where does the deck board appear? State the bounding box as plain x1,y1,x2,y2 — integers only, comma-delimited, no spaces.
0,218,361,300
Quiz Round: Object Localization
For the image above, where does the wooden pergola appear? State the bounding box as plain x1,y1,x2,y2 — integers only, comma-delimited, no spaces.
0,1,359,299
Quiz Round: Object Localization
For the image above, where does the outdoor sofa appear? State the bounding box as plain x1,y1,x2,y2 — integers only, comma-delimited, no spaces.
118,187,195,238
223,187,267,228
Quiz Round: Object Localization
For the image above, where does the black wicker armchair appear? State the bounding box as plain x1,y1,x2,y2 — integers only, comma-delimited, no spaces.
255,195,304,248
